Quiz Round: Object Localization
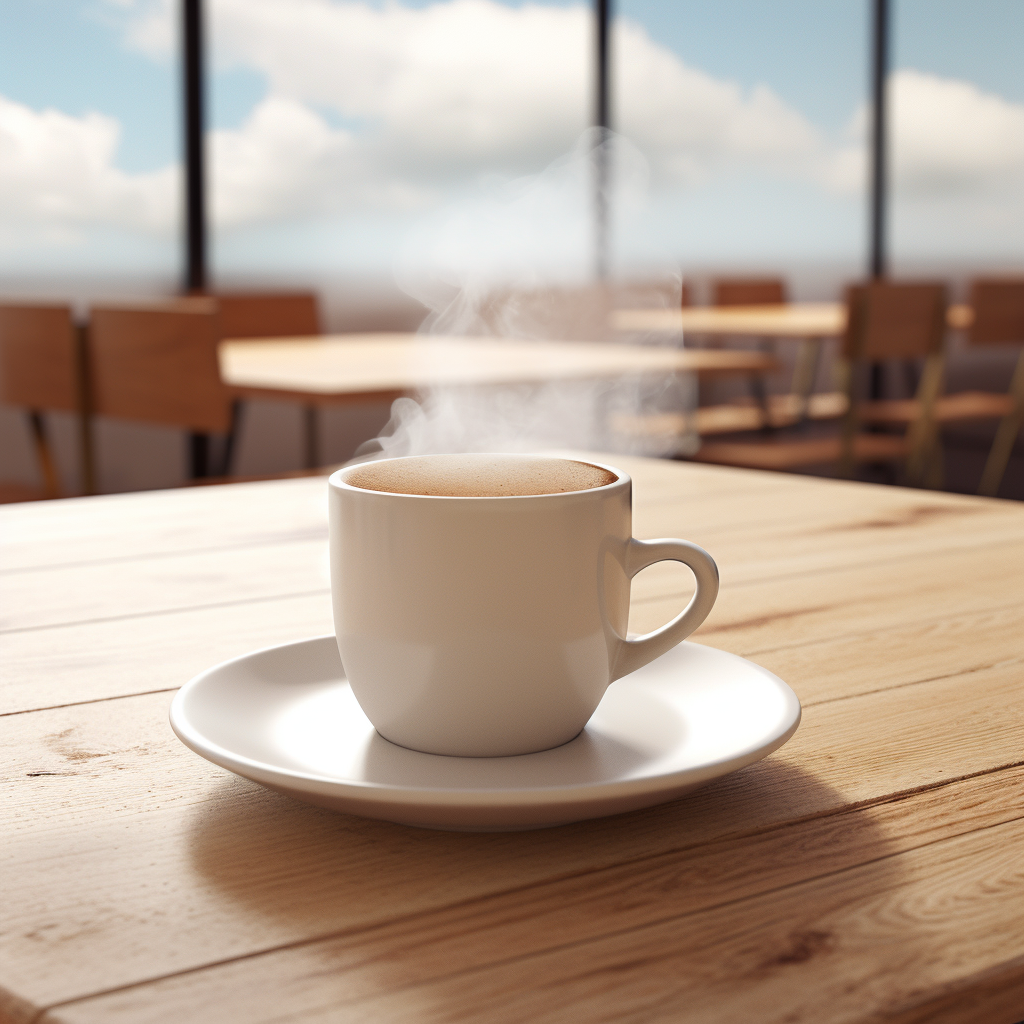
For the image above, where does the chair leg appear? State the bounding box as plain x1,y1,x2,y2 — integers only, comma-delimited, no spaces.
750,337,774,432
27,411,61,499
303,405,320,469
978,411,1022,497
189,432,210,479
924,437,946,490
978,350,1024,498
904,353,945,488
220,401,243,477
790,338,822,425
78,412,96,496
74,322,96,495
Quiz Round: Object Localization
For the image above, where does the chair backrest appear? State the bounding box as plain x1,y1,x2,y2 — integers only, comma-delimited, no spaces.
88,301,232,434
967,278,1024,346
472,286,612,341
712,278,786,307
215,291,320,340
842,282,947,361
0,303,80,412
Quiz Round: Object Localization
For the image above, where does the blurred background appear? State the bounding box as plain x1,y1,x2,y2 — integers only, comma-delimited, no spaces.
1,0,1021,496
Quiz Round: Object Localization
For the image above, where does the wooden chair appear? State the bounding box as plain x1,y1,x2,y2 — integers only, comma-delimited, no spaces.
973,279,1024,495
0,303,94,499
215,291,320,340
214,291,323,467
88,301,237,480
712,278,786,307
855,278,1024,495
708,278,789,417
694,282,948,484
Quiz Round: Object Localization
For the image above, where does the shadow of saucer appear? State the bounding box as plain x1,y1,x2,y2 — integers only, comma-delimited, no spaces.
180,756,911,1020
186,754,896,939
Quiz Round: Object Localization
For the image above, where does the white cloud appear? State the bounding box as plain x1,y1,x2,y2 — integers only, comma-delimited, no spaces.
172,0,829,186
890,69,1024,194
841,69,1024,197
214,0,592,176
0,94,176,236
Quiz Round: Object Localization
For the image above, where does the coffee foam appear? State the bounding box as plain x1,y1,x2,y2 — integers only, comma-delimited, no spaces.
346,455,616,497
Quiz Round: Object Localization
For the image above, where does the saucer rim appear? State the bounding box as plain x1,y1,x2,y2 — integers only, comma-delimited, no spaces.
169,634,801,812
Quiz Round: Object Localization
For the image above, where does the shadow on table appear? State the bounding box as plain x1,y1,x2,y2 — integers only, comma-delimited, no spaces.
185,754,899,957
180,756,913,1019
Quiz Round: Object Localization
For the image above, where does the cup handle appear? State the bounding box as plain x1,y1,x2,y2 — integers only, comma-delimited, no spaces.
612,538,720,681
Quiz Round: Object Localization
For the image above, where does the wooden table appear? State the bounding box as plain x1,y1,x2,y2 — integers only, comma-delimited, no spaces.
611,302,974,338
3,456,1024,1023
219,333,779,404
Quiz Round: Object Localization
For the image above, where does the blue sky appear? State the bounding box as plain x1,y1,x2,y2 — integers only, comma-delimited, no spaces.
1,0,1022,279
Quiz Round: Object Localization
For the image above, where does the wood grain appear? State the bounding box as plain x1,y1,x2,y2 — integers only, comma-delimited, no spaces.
0,454,1001,574
0,536,331,632
4,476,1020,634
235,814,1022,1024
31,767,1024,1024
630,539,1024,654
2,659,1022,1012
0,592,334,716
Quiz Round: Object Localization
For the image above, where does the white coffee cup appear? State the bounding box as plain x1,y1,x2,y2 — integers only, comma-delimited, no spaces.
328,453,718,757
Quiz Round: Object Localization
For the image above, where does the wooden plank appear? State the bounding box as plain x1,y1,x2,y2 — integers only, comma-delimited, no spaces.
0,457,790,574
886,954,1024,1024
31,766,1024,1024
2,661,1022,1011
0,477,331,574
0,593,334,716
0,538,330,633
755,603,1024,707
0,450,967,575
3,453,1014,582
2,585,1020,724
3,515,1021,714
633,493,1024,593
630,540,1024,656
180,815,1021,1024
4,483,1020,634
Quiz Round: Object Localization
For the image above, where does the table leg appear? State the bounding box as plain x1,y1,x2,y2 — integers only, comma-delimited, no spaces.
189,432,209,478
979,349,1024,497
27,411,61,498
303,405,320,469
790,337,823,425
752,337,774,431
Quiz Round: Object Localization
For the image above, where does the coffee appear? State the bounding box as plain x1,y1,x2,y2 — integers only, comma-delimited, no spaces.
346,454,617,498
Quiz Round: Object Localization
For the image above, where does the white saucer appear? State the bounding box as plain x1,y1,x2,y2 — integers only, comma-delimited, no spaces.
170,636,801,831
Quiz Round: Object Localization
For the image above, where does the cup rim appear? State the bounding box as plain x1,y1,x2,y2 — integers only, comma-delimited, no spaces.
329,453,629,500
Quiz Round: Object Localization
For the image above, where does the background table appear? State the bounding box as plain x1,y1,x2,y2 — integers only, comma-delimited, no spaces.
611,302,974,338
3,456,1024,1023
219,333,780,404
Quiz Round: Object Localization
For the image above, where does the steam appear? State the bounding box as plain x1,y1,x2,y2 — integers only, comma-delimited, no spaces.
354,130,698,462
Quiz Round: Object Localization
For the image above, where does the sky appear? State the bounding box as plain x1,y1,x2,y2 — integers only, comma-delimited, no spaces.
1,0,1022,286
